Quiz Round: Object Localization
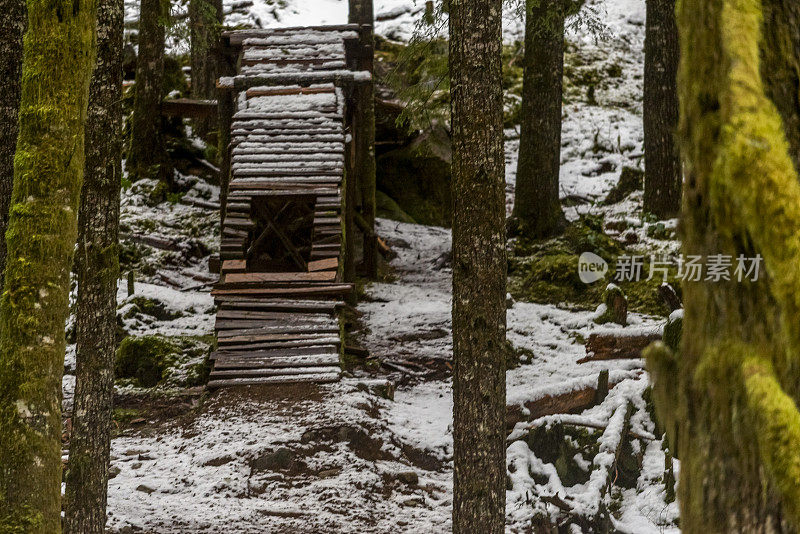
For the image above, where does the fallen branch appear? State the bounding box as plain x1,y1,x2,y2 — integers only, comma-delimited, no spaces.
354,212,397,260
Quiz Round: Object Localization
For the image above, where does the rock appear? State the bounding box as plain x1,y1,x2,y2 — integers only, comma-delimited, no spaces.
396,471,419,486
402,497,423,507
137,453,154,461
376,125,452,227
318,468,341,478
203,454,234,467
131,462,142,470
251,447,294,472
506,292,515,309
135,484,156,495
109,465,121,479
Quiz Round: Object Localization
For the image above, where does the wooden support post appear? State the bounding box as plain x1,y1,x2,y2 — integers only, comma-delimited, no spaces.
216,36,237,226
343,76,357,304
349,0,377,279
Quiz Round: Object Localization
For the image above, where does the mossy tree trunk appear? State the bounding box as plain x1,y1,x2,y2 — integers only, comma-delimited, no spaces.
0,0,96,529
0,0,25,290
128,0,167,181
63,0,123,529
449,0,507,530
511,0,567,239
645,0,800,530
643,0,682,218
189,0,222,137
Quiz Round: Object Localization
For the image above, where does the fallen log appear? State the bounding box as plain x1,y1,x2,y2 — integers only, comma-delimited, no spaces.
506,372,623,432
578,331,662,364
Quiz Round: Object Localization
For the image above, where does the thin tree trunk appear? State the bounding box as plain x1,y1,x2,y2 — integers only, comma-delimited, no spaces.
449,0,507,530
645,0,800,531
63,0,123,529
642,0,681,218
0,0,25,290
511,0,567,239
0,0,97,530
128,0,166,180
348,0,377,279
190,0,222,137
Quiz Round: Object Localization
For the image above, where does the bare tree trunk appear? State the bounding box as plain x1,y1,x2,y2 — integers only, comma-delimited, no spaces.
190,0,222,137
0,0,25,290
127,0,166,181
449,0,507,530
348,0,377,279
0,0,97,530
511,0,567,239
645,0,800,531
63,0,123,529
643,0,681,218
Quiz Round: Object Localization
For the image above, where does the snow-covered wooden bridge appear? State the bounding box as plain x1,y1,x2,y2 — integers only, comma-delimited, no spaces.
207,25,373,388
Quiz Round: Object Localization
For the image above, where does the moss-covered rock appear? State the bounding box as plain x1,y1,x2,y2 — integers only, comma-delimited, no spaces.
375,190,416,224
509,216,674,315
115,335,211,388
376,125,452,227
124,296,183,321
116,336,176,387
594,284,628,326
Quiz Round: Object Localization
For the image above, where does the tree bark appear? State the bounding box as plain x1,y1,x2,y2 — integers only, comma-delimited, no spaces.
127,0,166,181
643,0,682,218
348,0,377,279
449,0,507,531
511,0,567,239
189,0,222,137
645,0,800,531
0,1,24,292
0,0,96,530
761,0,800,171
63,0,123,529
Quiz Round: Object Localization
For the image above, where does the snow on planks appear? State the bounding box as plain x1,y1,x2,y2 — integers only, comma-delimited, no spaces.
209,26,365,389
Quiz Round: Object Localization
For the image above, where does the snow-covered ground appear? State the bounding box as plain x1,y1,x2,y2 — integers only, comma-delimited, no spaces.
82,0,683,531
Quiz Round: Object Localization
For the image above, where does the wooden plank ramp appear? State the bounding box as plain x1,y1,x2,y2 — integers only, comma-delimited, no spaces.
209,26,363,389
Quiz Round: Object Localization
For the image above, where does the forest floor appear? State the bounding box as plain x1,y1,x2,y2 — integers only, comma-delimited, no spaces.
61,0,683,531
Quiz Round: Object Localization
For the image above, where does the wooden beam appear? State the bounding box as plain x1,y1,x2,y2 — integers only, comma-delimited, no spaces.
161,98,218,118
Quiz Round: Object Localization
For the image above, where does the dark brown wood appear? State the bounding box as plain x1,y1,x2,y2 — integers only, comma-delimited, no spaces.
579,331,662,363
161,98,218,118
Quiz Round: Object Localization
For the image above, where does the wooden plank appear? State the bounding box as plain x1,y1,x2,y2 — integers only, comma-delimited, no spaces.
217,337,341,352
211,345,338,360
215,309,334,321
221,260,248,273
207,372,340,389
217,331,340,345
245,86,336,98
211,284,352,297
212,354,340,369
215,298,341,313
161,98,217,118
223,271,337,284
307,257,338,272
210,365,339,379
216,322,339,338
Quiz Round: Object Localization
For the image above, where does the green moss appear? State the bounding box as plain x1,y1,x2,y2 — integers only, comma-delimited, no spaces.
594,284,627,325
116,336,177,387
115,335,211,389
124,296,182,321
375,190,416,224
